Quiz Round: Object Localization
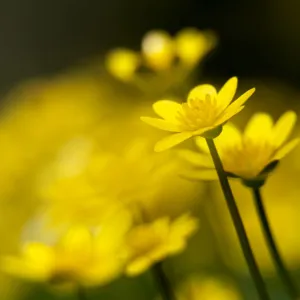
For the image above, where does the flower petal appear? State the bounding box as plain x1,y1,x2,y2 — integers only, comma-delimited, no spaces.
244,113,274,141
215,105,245,125
215,123,242,148
187,84,217,102
152,100,181,122
126,257,151,276
217,77,238,110
154,132,193,152
140,117,181,132
272,111,297,147
195,137,210,153
177,149,213,167
224,87,255,114
60,226,92,257
274,138,299,160
180,169,218,181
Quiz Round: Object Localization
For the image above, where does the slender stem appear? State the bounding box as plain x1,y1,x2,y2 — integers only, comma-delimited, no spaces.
152,262,177,300
206,138,270,300
76,285,88,300
252,188,299,299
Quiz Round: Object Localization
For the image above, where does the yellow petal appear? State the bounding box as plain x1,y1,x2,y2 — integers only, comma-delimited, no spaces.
180,169,218,181
154,132,193,152
82,257,122,286
217,77,238,110
215,105,244,126
140,117,181,132
2,256,51,281
167,240,186,255
223,87,255,114
24,243,54,266
215,123,242,148
188,84,217,102
274,138,299,160
171,214,199,238
195,137,210,153
152,100,181,122
126,257,152,276
60,226,92,257
272,111,297,147
244,113,274,140
96,208,132,253
149,245,169,261
177,149,213,167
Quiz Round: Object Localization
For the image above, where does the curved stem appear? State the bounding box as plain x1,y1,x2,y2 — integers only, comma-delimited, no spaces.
206,138,270,300
152,262,177,300
252,188,299,299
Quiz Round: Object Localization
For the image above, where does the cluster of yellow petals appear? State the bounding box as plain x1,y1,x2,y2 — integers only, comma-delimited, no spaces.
106,28,216,81
2,212,198,287
141,77,255,152
2,218,131,287
125,214,198,276
179,111,299,179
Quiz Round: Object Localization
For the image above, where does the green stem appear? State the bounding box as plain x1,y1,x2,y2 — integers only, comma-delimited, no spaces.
76,285,88,300
252,187,299,299
152,262,177,300
206,138,270,300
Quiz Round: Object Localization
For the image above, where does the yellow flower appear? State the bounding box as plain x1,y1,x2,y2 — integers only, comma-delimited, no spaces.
175,28,217,66
125,214,198,276
105,48,140,81
2,217,131,287
179,111,299,180
178,276,241,300
141,77,255,152
141,30,175,71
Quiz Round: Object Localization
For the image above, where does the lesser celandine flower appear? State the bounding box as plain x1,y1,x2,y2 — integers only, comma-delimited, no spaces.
141,30,175,71
141,77,255,152
180,111,299,183
125,214,198,276
2,217,131,287
105,48,140,81
175,28,217,67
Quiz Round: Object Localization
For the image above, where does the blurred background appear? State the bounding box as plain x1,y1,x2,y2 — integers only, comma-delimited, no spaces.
1,0,300,93
1,0,300,300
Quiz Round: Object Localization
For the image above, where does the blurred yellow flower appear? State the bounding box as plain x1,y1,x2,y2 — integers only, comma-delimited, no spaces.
141,77,255,152
141,30,175,71
175,28,217,66
105,27,216,86
125,214,198,276
180,111,299,181
2,219,131,287
105,48,140,81
178,276,241,300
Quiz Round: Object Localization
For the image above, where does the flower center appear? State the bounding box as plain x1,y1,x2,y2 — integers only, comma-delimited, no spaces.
176,94,220,131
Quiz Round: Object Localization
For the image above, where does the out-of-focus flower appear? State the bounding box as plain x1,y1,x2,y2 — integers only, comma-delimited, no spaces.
38,132,200,225
125,214,198,276
2,217,131,287
105,48,140,81
141,77,255,152
175,28,217,67
178,276,241,300
179,111,298,182
141,30,175,71
105,27,217,92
